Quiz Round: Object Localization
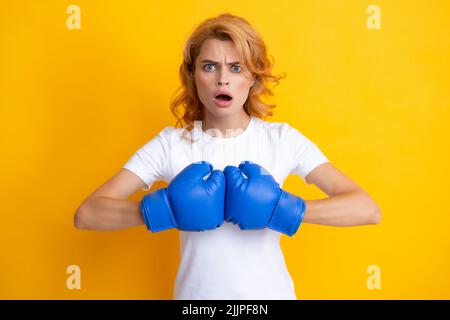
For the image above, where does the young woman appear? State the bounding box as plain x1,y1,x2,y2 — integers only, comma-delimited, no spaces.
74,13,381,300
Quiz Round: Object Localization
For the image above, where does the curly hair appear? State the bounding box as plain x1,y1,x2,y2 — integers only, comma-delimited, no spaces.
170,13,286,131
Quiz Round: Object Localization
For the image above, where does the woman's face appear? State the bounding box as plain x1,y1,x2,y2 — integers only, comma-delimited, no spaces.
194,38,255,118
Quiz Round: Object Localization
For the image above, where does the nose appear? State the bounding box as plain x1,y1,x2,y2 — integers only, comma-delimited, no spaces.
216,80,229,86
216,69,230,86
217,81,230,86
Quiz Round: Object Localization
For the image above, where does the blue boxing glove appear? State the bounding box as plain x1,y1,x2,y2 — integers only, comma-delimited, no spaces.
224,161,306,237
140,161,225,232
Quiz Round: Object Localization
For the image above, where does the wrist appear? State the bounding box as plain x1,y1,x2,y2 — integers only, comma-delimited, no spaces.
141,188,177,232
268,190,306,236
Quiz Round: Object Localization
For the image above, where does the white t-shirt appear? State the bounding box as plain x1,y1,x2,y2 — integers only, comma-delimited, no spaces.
123,116,329,299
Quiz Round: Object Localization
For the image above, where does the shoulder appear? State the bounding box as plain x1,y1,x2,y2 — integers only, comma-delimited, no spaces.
253,117,307,142
158,125,182,137
148,124,190,143
132,125,186,155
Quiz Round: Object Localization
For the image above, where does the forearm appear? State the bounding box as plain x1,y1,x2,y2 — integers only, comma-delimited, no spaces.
302,191,381,227
74,197,144,231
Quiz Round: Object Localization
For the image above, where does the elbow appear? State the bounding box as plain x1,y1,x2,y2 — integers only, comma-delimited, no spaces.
74,206,88,230
368,203,382,225
358,192,381,225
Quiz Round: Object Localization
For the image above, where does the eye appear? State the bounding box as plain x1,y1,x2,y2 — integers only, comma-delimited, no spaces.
203,64,215,71
232,65,241,73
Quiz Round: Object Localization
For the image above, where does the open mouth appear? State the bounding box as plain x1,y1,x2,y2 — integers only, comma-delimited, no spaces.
215,94,233,101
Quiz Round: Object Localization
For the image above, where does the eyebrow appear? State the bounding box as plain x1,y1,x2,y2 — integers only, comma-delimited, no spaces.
201,59,240,65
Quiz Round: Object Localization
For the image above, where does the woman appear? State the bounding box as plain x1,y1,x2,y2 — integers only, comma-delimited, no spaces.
74,13,381,300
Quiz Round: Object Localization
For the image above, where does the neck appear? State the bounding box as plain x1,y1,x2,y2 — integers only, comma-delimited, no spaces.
202,110,251,138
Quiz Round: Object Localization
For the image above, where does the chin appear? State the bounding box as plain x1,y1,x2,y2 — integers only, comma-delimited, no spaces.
215,108,242,117
205,105,231,114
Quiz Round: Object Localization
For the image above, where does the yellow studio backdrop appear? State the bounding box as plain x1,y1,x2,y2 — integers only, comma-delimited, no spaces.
0,0,449,299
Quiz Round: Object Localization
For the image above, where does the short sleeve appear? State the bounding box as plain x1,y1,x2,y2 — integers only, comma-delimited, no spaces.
123,127,170,191
288,127,330,184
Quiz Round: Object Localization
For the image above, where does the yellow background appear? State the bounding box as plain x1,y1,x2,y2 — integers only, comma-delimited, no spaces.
1,0,449,299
